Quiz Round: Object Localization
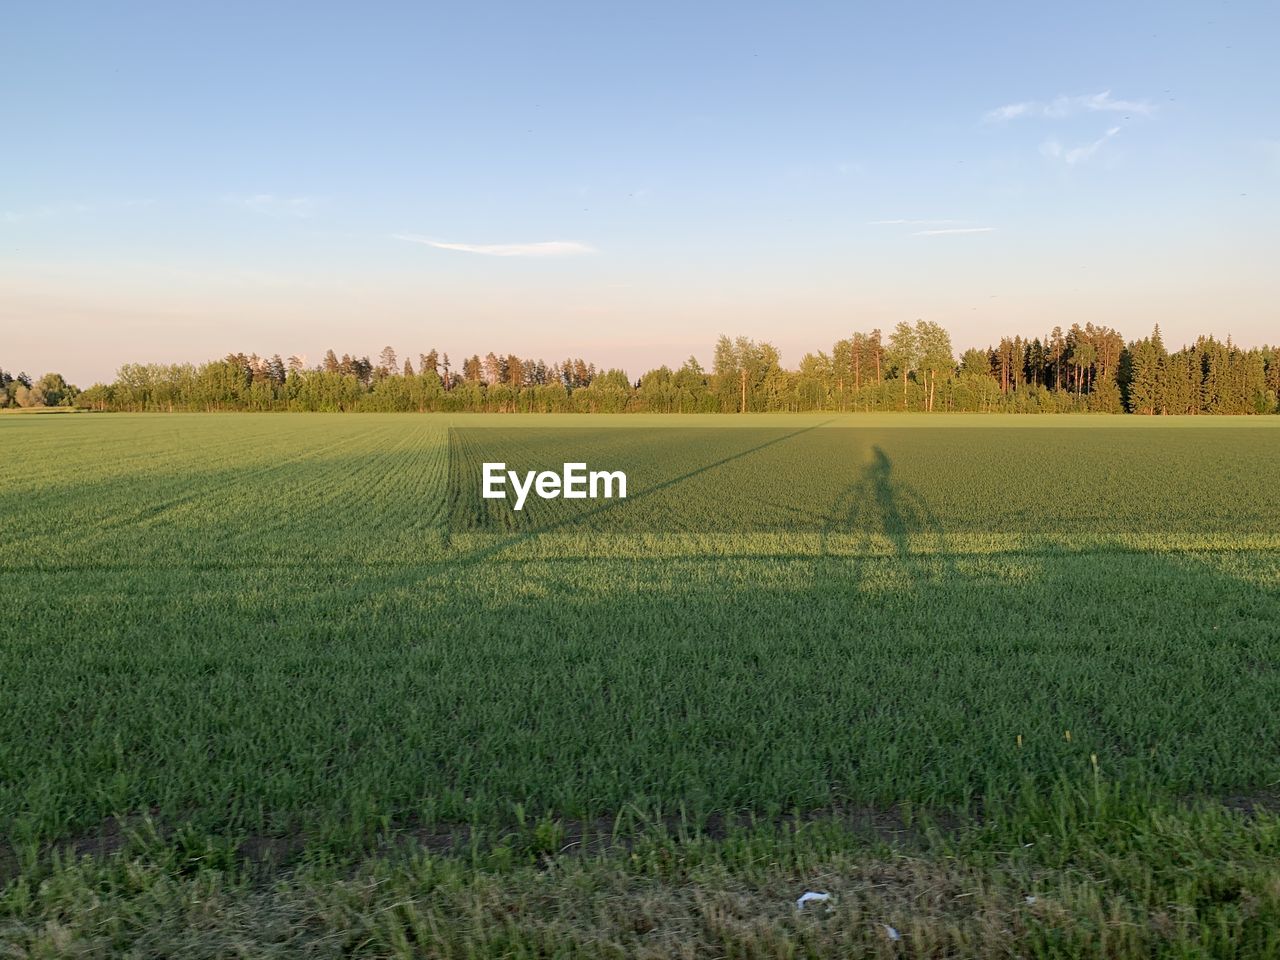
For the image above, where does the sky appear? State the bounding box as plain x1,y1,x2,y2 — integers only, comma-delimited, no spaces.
3,0,1278,385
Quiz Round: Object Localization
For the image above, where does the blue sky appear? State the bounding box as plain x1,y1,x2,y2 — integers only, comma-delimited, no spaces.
3,0,1278,383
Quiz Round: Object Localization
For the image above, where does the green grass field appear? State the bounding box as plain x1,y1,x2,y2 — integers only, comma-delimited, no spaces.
3,413,1280,957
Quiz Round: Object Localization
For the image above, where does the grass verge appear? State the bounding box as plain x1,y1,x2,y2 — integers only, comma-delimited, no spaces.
4,780,1280,958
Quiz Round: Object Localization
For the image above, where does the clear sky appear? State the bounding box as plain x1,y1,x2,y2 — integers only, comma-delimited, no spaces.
3,0,1278,384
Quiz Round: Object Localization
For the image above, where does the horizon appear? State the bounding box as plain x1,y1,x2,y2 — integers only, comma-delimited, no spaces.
20,318,1271,391
4,0,1278,385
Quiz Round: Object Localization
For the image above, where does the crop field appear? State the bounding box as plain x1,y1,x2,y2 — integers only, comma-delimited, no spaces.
3,412,1280,957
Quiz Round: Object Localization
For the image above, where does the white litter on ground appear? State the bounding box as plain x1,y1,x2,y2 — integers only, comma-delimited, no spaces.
883,924,901,941
795,891,831,910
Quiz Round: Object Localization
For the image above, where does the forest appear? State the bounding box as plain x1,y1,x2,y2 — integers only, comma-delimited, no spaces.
4,320,1277,414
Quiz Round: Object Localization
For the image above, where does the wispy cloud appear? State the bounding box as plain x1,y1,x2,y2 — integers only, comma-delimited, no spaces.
986,102,1034,122
1041,126,1122,165
393,233,595,257
984,90,1153,123
225,193,320,217
868,218,962,225
913,226,995,236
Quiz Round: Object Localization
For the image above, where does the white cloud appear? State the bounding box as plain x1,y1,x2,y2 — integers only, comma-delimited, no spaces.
1075,91,1153,116
868,218,962,225
1042,126,1122,165
912,226,995,236
225,194,319,217
984,90,1153,123
1066,126,1121,164
393,234,595,257
987,102,1034,122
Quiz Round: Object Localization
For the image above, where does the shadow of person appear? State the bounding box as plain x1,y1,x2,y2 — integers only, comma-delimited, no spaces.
819,445,958,587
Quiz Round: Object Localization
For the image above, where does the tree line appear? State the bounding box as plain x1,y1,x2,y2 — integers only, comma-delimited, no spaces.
5,321,1277,414
0,371,78,410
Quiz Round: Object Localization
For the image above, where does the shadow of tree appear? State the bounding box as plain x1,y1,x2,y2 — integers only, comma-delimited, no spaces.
444,421,835,562
5,435,1280,856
